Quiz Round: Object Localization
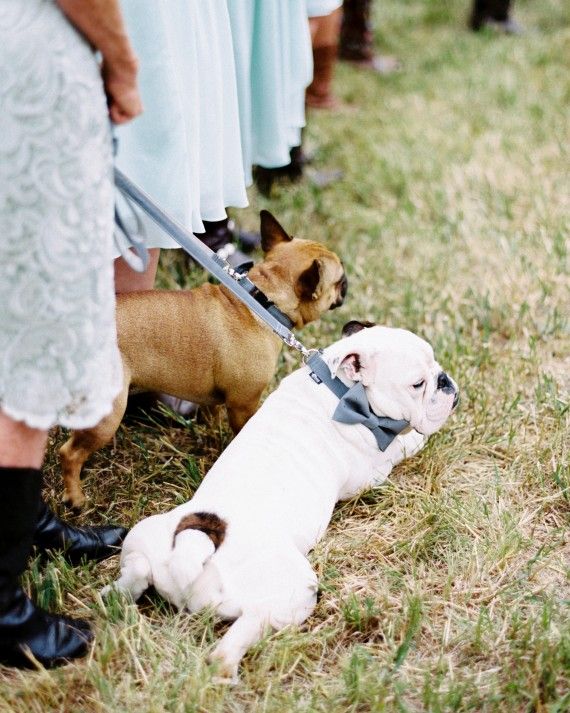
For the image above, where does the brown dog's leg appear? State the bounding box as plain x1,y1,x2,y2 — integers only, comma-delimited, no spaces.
226,393,263,434
59,377,130,508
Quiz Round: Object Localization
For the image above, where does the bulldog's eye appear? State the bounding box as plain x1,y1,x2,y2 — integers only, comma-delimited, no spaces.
412,380,425,390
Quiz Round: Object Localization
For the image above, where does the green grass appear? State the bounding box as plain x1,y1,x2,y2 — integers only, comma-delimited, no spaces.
1,1,569,710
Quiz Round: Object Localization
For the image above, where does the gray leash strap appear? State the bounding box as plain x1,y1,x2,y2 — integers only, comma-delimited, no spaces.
114,198,150,274
113,168,309,355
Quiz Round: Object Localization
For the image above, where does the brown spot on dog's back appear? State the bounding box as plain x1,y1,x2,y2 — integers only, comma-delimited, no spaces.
173,512,227,549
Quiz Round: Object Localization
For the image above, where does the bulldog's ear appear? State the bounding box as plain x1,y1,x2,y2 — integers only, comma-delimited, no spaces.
323,340,372,385
260,210,293,252
295,258,324,301
337,354,364,382
341,320,376,338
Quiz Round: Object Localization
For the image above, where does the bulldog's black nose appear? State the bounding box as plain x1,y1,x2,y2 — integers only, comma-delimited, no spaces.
437,372,453,392
438,372,459,407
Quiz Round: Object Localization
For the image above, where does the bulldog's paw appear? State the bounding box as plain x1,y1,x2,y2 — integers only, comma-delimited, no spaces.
211,672,239,686
208,655,239,686
401,429,428,457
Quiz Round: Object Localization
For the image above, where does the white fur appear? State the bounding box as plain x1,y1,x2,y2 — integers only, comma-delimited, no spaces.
104,326,458,681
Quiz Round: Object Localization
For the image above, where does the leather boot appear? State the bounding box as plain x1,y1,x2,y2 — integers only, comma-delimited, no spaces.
306,45,339,109
195,219,233,253
470,0,517,31
339,0,401,73
339,0,373,63
195,219,254,268
0,467,91,668
33,500,127,565
252,138,310,197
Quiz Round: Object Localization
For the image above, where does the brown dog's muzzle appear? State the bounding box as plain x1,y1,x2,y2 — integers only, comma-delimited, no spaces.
331,273,348,309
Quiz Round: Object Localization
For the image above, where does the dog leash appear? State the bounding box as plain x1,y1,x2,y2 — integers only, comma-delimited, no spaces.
114,168,306,353
113,167,409,449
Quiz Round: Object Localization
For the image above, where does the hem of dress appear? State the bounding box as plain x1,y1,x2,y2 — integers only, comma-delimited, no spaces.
0,386,122,432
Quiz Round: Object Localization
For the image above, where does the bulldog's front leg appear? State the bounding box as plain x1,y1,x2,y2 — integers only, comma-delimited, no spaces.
208,614,269,684
356,429,428,495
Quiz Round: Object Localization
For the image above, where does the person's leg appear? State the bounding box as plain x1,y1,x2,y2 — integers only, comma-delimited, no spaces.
0,408,127,561
469,0,519,32
339,0,371,62
306,8,342,109
0,412,48,469
0,413,91,667
114,248,161,293
339,0,401,73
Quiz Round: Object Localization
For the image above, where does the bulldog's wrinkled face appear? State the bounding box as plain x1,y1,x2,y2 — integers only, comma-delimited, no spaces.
325,322,459,437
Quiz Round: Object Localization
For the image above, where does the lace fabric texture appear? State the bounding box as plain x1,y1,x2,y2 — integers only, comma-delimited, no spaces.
0,0,122,430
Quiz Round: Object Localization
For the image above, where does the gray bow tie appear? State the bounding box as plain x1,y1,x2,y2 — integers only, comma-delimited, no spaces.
332,382,409,451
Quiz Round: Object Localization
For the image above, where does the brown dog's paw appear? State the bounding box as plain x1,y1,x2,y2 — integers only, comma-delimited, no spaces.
62,488,86,511
341,320,376,338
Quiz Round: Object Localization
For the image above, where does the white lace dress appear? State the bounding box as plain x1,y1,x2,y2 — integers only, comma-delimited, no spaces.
0,0,122,430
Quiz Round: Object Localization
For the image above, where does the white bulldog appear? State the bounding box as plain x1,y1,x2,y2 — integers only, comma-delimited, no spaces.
103,322,458,682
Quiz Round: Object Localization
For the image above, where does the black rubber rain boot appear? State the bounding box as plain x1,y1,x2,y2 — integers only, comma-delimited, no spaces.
0,467,91,668
33,500,127,565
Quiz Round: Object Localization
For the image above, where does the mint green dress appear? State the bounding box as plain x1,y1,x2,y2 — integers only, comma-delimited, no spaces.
115,0,247,249
307,1,343,17
227,0,313,183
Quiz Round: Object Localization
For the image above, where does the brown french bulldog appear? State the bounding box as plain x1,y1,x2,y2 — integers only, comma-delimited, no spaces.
60,211,347,508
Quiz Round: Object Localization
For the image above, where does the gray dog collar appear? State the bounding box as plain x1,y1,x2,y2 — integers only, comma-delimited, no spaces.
306,352,409,451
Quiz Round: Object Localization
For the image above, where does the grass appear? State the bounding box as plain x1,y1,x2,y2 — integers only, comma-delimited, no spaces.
1,0,569,710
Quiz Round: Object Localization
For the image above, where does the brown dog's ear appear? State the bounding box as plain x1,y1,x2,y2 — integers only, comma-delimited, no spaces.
260,210,293,253
341,320,376,338
295,258,324,301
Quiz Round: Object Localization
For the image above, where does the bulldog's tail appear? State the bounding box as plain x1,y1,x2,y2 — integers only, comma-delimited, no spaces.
169,512,227,597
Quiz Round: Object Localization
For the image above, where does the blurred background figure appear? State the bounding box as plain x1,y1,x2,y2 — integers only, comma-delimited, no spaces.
339,0,401,74
306,1,343,110
469,0,520,33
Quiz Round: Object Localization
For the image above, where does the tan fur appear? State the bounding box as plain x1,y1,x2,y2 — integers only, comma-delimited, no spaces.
59,212,346,508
